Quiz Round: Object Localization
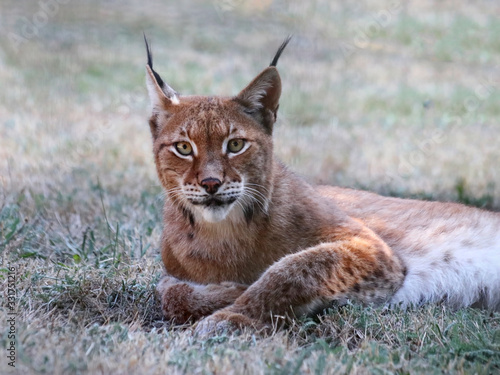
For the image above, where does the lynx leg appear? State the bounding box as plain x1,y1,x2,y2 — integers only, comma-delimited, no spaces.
157,275,248,324
196,230,406,334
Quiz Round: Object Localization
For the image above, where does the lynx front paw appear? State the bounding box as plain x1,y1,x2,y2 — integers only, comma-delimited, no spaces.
159,283,200,324
157,276,249,325
194,310,268,337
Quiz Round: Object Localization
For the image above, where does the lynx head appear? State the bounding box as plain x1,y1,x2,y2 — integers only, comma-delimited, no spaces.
145,37,290,224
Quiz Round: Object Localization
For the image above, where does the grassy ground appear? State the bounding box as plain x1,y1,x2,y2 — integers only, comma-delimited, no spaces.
1,0,499,374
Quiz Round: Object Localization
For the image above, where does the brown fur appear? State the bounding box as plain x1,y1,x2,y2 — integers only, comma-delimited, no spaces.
143,38,500,333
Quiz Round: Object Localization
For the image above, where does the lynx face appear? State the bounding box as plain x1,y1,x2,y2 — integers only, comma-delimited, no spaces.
145,37,284,223
153,98,274,223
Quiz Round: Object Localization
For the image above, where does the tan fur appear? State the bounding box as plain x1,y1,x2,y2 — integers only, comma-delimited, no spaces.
144,39,500,332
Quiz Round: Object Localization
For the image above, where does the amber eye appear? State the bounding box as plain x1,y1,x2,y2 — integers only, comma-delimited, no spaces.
227,139,245,153
175,142,193,156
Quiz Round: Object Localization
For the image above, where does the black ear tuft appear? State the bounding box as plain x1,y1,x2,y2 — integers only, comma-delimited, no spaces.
143,33,166,89
144,33,180,109
269,35,292,67
144,32,152,68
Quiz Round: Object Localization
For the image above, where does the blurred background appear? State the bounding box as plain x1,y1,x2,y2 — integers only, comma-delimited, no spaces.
1,0,499,259
1,3,499,372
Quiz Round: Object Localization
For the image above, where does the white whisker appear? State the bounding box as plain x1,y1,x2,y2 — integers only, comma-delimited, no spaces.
241,190,267,213
244,186,270,213
245,187,268,202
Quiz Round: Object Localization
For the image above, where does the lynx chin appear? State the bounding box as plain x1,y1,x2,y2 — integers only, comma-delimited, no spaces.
144,36,500,334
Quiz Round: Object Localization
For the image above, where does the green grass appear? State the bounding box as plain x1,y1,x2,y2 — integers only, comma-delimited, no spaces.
2,229,500,374
2,241,500,374
1,0,500,373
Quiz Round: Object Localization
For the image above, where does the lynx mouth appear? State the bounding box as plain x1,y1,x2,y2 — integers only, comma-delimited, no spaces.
191,196,240,223
191,196,237,207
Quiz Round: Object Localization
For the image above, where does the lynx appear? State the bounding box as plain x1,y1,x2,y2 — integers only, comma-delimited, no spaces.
145,37,500,333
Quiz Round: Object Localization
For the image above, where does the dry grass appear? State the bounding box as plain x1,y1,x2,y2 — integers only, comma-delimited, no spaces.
1,0,500,374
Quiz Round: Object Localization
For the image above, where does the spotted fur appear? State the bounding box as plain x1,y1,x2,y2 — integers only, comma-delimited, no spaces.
144,38,500,331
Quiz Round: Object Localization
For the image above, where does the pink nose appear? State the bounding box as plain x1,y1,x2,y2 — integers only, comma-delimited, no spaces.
201,178,222,195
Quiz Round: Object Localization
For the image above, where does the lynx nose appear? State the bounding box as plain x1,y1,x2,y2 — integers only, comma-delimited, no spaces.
201,178,222,195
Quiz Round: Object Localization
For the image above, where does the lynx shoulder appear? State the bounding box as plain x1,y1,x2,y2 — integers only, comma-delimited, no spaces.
144,36,500,330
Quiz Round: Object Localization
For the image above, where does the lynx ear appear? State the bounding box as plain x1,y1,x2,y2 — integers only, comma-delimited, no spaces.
234,37,291,133
236,67,281,121
144,35,179,112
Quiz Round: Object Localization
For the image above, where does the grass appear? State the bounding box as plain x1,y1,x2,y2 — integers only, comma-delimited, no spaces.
1,0,500,373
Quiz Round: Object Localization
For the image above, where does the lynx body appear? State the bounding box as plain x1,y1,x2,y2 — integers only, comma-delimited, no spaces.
144,38,500,331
